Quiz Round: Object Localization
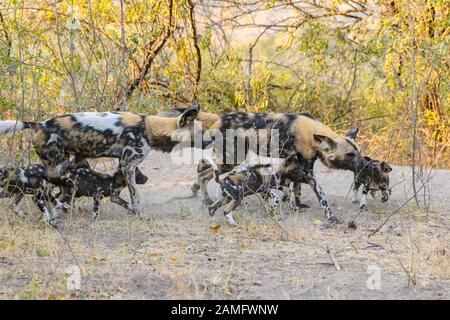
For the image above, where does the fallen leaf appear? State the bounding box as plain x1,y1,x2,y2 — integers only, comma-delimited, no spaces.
117,287,127,293
239,242,250,249
147,252,162,257
85,256,106,264
312,219,322,225
36,248,50,257
417,279,429,288
170,255,178,263
209,224,221,233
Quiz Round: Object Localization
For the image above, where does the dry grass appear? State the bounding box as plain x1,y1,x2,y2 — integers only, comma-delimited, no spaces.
0,195,448,300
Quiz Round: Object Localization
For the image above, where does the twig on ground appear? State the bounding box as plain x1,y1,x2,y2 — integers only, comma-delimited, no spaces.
365,242,384,250
369,172,436,237
54,225,81,269
386,235,417,286
325,245,342,271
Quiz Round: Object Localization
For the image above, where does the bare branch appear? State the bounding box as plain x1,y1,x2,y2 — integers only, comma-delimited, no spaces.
188,0,202,101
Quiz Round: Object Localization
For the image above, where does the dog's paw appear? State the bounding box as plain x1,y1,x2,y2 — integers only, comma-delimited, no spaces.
327,215,342,224
359,204,368,212
294,199,310,209
202,198,213,206
208,206,216,217
224,213,237,226
48,217,61,228
191,184,200,196
15,211,28,219
295,203,310,209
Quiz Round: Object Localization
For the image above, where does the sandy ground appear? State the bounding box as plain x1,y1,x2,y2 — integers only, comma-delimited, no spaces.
0,150,449,299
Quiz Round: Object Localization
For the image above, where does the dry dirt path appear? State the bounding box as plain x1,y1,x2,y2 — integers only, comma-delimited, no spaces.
0,150,449,299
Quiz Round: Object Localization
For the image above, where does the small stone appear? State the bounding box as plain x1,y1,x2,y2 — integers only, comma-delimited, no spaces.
348,221,357,230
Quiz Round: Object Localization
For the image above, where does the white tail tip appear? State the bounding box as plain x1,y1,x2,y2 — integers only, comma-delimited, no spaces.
0,120,25,135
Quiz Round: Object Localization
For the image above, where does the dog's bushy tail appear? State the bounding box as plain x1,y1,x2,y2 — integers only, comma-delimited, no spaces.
0,120,36,135
204,155,220,183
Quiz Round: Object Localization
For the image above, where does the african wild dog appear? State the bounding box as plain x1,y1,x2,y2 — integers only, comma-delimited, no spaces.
157,109,310,208
0,104,201,219
205,155,305,225
50,160,148,221
159,109,363,223
0,164,53,220
0,160,148,222
352,156,392,211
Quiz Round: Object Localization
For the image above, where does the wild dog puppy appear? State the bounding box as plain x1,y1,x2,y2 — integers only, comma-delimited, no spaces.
0,164,53,220
159,109,363,223
206,155,305,226
0,159,148,222
51,161,148,221
352,156,392,211
0,104,201,218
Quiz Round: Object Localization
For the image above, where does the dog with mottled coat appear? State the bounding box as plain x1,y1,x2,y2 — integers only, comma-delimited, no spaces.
0,160,148,222
0,105,201,221
50,160,149,221
206,155,305,225
0,164,52,220
159,109,363,223
352,156,392,211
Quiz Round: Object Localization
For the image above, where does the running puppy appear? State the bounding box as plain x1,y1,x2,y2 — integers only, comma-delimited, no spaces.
352,156,392,211
0,164,53,220
52,161,148,221
206,156,304,226
0,104,201,218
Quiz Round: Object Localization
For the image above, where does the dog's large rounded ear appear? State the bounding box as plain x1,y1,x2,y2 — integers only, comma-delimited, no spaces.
313,134,337,150
345,127,359,140
381,162,392,173
177,104,200,128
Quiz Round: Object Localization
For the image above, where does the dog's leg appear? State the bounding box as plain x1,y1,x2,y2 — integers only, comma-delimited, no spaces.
359,185,369,211
49,191,72,225
191,159,208,197
120,143,149,218
11,193,26,218
303,170,339,223
92,196,101,220
191,182,200,196
269,189,284,220
208,196,228,217
222,199,238,226
32,190,52,222
281,182,292,202
197,164,215,205
121,165,142,216
352,179,361,204
110,189,133,213
292,182,310,209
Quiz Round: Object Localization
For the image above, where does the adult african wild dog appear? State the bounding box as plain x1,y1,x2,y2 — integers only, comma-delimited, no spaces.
0,104,201,218
160,109,362,223
158,109,308,208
